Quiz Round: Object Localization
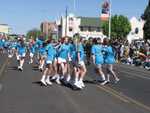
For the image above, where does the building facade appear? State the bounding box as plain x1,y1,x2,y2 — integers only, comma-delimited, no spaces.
0,24,10,34
57,14,105,40
40,22,58,39
127,17,145,43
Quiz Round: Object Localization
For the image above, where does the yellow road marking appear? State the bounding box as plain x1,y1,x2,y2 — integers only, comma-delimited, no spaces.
97,85,130,103
87,74,150,112
120,70,150,80
86,76,130,103
97,85,150,112
106,86,150,111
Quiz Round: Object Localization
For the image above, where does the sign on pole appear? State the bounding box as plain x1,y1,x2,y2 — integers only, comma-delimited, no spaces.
100,0,110,21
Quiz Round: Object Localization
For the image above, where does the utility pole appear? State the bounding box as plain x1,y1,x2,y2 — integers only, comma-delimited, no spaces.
65,6,68,36
108,0,111,39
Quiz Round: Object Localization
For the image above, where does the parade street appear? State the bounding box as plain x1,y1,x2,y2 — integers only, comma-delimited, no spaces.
0,56,150,113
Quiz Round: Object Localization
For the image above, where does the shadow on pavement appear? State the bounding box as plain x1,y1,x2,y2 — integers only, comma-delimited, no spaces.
83,80,98,84
32,81,47,87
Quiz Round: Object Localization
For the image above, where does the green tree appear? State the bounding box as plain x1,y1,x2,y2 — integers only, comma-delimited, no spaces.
26,29,42,40
143,0,150,40
102,15,131,40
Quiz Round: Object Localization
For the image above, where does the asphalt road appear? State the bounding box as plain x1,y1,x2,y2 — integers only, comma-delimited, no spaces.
0,54,9,79
0,54,8,68
0,56,150,113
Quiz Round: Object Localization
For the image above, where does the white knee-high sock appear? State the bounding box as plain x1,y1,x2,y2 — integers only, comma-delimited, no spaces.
41,75,46,81
107,74,110,82
101,74,106,81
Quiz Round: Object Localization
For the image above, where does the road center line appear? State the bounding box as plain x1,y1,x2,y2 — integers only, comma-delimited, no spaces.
119,70,150,80
96,85,130,103
105,86,150,112
86,76,150,112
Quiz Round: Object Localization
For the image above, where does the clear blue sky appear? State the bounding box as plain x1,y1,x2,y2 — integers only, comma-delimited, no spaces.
0,0,148,34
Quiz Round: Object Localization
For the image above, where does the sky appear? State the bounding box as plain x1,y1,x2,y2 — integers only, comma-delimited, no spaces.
0,0,148,34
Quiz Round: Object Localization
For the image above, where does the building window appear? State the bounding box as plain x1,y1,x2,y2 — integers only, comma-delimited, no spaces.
69,18,74,27
69,17,73,21
69,27,73,32
80,26,89,31
135,27,139,34
97,27,101,32
80,26,83,31
88,27,95,32
88,27,92,32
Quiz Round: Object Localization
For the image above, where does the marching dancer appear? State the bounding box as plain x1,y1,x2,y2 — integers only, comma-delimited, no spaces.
36,37,46,71
102,38,120,84
71,38,86,89
91,38,106,85
57,37,71,83
17,39,27,71
40,39,56,86
29,38,36,64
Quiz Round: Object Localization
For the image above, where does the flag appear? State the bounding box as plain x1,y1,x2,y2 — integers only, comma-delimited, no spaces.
100,0,110,21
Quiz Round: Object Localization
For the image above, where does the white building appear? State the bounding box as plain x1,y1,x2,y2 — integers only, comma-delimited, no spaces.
127,17,145,43
57,14,105,40
0,24,10,34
